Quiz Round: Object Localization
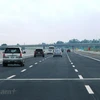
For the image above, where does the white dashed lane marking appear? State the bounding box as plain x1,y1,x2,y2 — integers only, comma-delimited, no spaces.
85,85,94,94
29,65,33,68
35,62,38,65
78,75,84,79
39,61,41,62
66,53,72,62
7,75,16,79
75,69,78,72
71,62,73,65
72,65,75,68
21,69,26,72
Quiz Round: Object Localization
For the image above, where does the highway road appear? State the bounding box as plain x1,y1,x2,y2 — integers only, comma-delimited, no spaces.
0,51,100,100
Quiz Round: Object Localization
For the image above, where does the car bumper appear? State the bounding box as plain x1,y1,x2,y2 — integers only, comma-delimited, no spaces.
34,54,44,56
53,54,62,57
3,59,24,64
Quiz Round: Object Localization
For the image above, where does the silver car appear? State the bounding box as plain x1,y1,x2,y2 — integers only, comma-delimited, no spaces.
53,49,62,57
3,47,24,67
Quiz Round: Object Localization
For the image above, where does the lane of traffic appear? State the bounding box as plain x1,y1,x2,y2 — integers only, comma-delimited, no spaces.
68,52,100,78
12,52,78,79
0,80,94,100
0,55,51,79
0,51,95,100
67,51,100,99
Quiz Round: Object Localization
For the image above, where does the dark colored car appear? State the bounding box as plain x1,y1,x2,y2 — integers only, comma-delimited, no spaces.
61,48,64,52
34,49,44,57
67,49,71,52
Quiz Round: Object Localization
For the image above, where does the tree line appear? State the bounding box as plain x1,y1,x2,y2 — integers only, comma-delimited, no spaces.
56,39,100,44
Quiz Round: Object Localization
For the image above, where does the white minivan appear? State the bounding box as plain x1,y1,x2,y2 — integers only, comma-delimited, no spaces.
47,46,55,54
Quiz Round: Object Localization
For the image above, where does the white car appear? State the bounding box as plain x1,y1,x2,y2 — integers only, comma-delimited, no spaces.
3,47,24,67
47,46,54,54
53,49,62,57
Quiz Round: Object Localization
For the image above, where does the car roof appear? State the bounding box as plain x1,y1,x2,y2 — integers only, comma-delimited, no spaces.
36,48,43,50
5,46,21,48
4,47,22,51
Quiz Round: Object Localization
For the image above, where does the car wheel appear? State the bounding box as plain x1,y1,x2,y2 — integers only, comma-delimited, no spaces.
34,55,36,57
3,63,8,67
20,63,24,67
42,55,44,57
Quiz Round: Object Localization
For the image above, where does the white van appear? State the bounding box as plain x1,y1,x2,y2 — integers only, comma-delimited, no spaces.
47,46,55,54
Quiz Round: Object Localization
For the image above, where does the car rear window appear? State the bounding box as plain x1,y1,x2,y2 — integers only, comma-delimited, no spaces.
54,49,61,52
5,48,20,53
36,49,43,51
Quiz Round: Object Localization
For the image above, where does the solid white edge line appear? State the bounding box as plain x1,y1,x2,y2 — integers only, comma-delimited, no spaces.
85,85,94,94
21,69,26,72
74,52,100,62
7,75,16,79
2,78,100,81
78,75,84,79
75,69,78,72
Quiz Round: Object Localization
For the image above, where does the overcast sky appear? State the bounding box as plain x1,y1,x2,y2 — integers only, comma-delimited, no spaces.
0,0,100,45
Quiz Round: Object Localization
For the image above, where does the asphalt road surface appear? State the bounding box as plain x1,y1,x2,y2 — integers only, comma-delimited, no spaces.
0,51,100,100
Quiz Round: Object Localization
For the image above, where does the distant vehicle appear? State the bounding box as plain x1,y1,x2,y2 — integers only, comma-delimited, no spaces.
34,49,44,57
53,49,62,57
61,48,64,52
3,47,24,67
47,46,55,54
67,49,71,52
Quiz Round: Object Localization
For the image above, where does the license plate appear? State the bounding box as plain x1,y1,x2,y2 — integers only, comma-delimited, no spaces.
10,56,16,58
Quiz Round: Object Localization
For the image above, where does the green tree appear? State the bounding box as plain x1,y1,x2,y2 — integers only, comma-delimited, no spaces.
68,39,80,43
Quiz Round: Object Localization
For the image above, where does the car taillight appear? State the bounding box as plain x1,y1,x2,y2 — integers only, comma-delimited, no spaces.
3,53,5,57
20,53,22,57
34,51,36,54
